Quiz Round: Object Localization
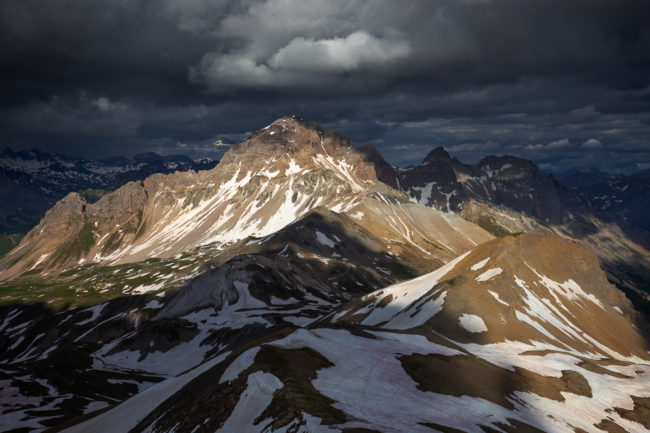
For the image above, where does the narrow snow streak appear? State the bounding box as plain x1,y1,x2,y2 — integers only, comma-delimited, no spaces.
470,258,489,271
475,267,502,282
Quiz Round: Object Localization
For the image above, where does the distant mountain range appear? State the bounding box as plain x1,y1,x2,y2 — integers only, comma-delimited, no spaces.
563,170,650,231
0,148,218,254
0,116,648,432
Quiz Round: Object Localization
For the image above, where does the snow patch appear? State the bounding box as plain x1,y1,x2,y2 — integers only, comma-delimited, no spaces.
470,258,489,271
220,347,261,384
75,303,107,326
487,290,509,306
63,351,231,433
215,372,283,433
458,314,488,333
357,252,469,329
475,267,503,282
132,282,166,295
315,231,336,248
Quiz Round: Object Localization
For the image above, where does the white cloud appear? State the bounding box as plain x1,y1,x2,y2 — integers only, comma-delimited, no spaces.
524,138,570,150
218,0,365,57
569,104,600,119
268,31,409,73
213,139,230,147
581,138,602,148
94,97,113,111
190,31,409,91
189,53,274,89
547,138,570,149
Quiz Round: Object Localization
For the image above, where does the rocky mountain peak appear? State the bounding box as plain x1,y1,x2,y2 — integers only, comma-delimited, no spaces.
218,116,377,187
0,117,389,277
357,143,399,189
236,115,352,157
423,146,451,163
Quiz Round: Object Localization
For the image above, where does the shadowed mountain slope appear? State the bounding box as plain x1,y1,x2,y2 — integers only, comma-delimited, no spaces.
58,234,650,433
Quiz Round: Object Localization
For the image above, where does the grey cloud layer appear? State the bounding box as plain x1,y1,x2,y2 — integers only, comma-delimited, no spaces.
0,0,648,173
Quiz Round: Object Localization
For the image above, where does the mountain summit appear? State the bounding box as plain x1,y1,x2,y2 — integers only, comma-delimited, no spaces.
0,116,490,280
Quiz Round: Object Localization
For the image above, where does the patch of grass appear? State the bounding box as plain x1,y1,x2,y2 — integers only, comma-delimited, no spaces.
0,280,74,309
1,249,203,308
124,274,156,286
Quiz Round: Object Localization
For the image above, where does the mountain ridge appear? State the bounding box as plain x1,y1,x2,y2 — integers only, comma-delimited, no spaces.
0,116,492,281
0,147,218,256
356,143,650,318
49,233,650,433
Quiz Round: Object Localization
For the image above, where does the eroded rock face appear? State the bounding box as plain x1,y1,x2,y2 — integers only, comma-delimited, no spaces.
357,143,399,189
361,144,576,223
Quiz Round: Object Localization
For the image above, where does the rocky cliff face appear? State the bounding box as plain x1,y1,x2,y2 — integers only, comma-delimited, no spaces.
379,146,577,223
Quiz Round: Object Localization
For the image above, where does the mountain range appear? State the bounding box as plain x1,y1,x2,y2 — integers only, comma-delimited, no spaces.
0,148,218,255
0,116,648,433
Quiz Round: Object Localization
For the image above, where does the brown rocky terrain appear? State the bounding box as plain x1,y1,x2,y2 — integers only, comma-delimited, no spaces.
358,144,650,318
55,234,650,433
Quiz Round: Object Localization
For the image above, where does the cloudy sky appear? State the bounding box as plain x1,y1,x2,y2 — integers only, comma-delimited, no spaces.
1,0,649,174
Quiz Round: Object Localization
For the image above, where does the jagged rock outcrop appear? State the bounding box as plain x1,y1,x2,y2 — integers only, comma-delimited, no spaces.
357,143,399,189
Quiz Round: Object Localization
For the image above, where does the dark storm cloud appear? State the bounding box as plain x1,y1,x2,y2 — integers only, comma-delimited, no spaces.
0,0,649,173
